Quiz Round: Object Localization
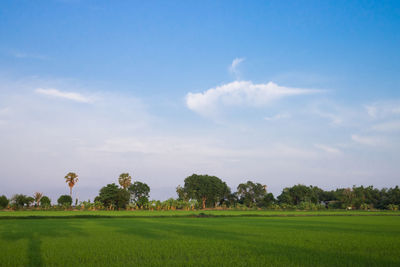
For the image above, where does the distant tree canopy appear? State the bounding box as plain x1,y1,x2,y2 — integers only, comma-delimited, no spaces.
40,196,51,207
0,195,9,209
11,194,33,208
182,174,231,209
118,173,132,190
236,181,267,208
95,183,130,209
128,181,150,208
57,195,72,206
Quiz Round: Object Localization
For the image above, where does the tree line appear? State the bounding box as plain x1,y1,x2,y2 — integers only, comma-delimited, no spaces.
0,173,399,211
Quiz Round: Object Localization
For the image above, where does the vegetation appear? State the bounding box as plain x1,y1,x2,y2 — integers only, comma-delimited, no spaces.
57,195,72,207
128,181,150,208
180,174,230,209
0,215,399,266
118,173,132,189
64,172,78,197
0,195,8,209
95,183,130,209
1,172,400,211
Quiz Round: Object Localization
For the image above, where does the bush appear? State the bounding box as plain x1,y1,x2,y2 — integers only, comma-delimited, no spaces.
11,194,32,208
57,195,72,206
40,196,51,207
0,195,9,209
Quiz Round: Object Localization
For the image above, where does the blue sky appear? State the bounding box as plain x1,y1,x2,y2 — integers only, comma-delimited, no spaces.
0,0,399,201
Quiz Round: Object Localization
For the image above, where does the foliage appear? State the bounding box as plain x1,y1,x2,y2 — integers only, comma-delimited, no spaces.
64,172,79,196
118,173,132,189
57,195,72,207
11,194,33,208
33,192,43,207
0,195,9,209
128,181,150,208
95,183,130,209
236,181,267,207
181,174,231,209
40,196,51,207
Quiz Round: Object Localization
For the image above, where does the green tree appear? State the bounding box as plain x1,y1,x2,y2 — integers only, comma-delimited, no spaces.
118,173,132,190
11,194,31,208
128,181,150,208
182,174,230,209
57,195,72,206
64,172,79,197
33,192,43,207
40,196,51,207
236,181,267,207
96,183,130,209
0,195,9,209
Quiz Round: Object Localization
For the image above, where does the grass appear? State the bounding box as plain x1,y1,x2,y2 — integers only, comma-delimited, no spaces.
0,209,399,219
0,211,399,266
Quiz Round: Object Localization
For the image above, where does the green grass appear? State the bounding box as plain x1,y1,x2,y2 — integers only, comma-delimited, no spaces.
0,209,399,219
0,212,399,266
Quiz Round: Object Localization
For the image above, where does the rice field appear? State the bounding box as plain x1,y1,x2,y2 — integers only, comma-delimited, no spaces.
0,211,399,266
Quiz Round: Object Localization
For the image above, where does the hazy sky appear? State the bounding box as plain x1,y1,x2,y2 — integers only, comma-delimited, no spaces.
0,1,399,202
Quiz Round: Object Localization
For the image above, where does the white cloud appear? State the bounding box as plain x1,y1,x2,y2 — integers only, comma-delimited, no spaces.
264,113,291,121
229,57,245,79
186,80,321,116
365,102,400,119
35,88,92,103
351,134,381,146
371,121,400,132
314,144,341,154
314,110,342,125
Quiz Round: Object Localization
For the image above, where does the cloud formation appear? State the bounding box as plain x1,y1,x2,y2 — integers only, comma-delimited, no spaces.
186,80,320,116
229,57,245,79
35,88,92,103
351,134,381,146
314,144,341,154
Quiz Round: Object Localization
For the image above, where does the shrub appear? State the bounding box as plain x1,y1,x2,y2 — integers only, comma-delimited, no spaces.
57,195,72,206
0,195,9,209
40,196,51,207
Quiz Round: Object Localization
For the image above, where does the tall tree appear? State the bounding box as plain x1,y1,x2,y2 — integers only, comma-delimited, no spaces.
236,181,267,207
64,172,79,197
95,183,130,209
118,173,132,190
183,174,230,209
33,192,43,207
128,181,150,208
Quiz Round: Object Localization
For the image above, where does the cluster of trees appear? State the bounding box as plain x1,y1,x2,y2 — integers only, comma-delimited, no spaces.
1,172,400,211
176,175,400,210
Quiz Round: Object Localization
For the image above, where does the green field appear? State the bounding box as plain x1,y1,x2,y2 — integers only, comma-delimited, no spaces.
0,211,399,266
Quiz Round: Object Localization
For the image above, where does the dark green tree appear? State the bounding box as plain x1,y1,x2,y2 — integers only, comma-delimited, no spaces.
0,195,9,209
96,183,130,209
40,196,51,207
128,181,150,208
182,174,230,209
236,181,267,207
11,194,31,208
57,195,72,206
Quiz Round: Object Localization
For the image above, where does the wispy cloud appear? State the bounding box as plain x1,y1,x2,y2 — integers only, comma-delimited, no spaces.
264,113,291,121
365,102,400,119
371,121,400,132
229,57,245,79
35,88,92,103
12,51,48,60
186,80,321,117
314,144,341,154
351,134,381,146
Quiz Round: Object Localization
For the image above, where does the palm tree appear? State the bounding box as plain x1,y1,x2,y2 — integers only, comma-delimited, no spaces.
64,172,79,197
118,173,132,190
33,192,43,207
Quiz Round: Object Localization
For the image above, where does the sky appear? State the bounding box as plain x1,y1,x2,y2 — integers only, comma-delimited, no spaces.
0,0,399,202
